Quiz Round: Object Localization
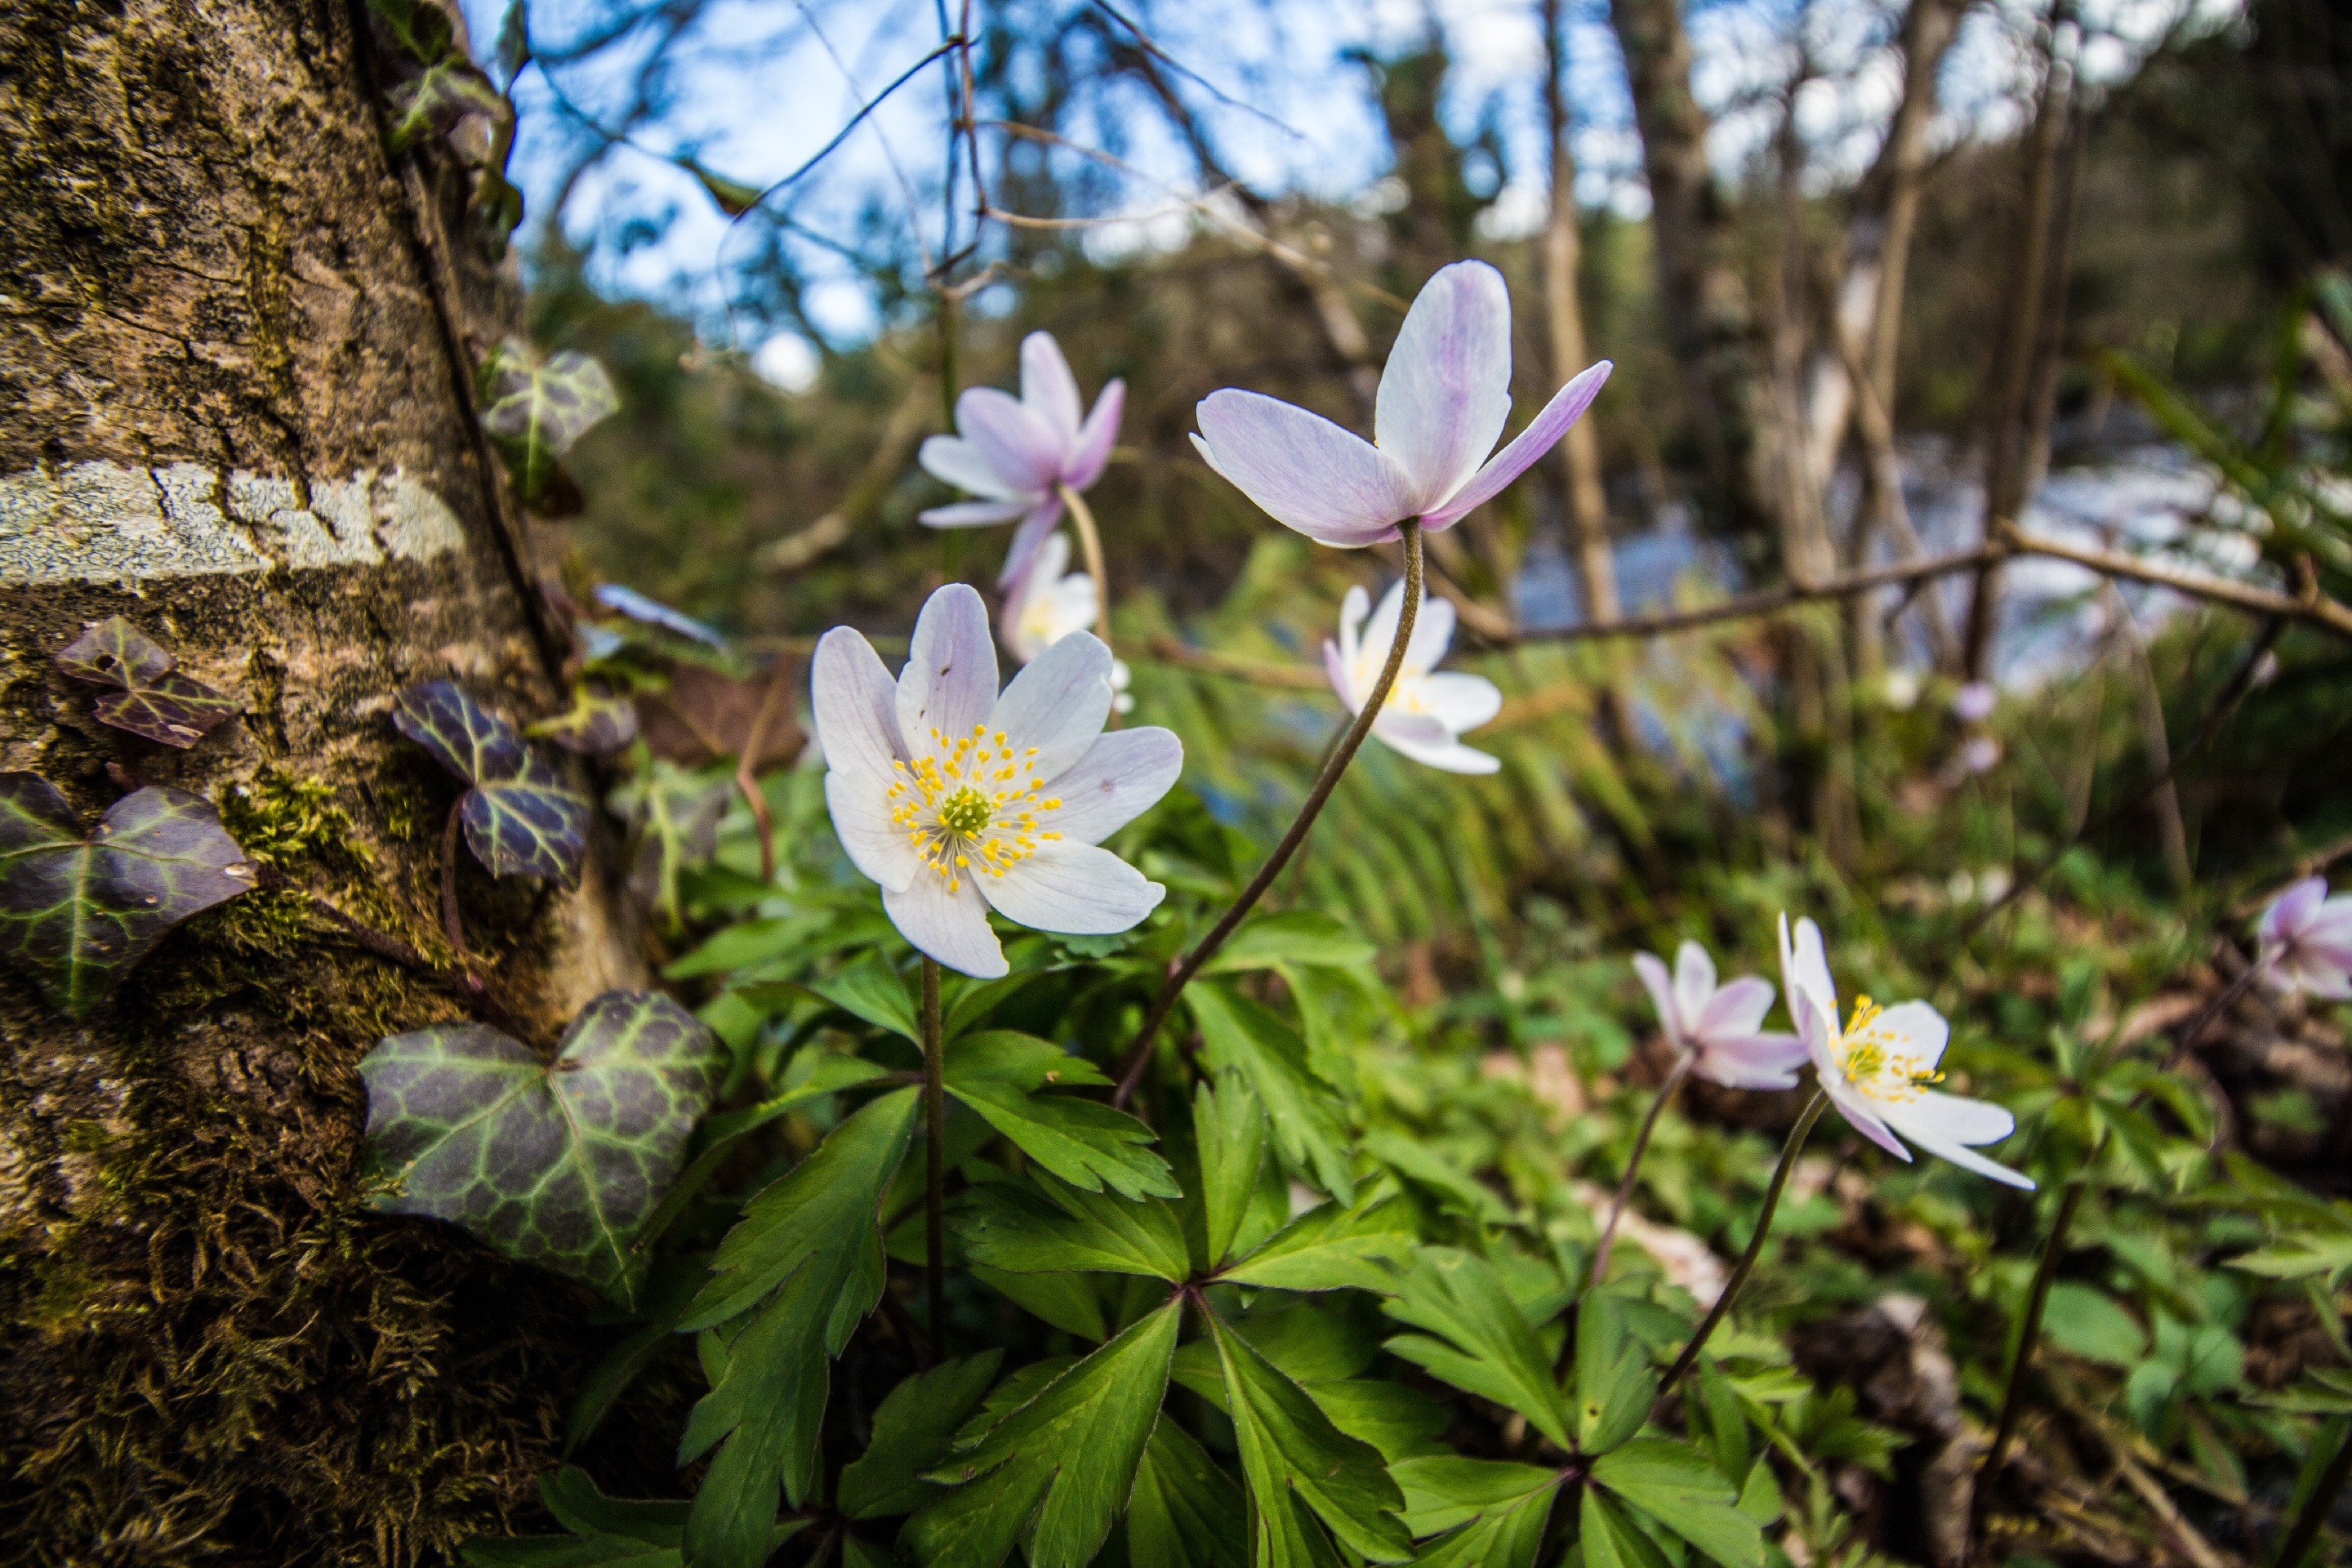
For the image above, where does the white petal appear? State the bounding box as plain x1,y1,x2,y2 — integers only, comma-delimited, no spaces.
958,387,1064,494
884,874,1006,978
1337,584,1370,673
898,583,1000,752
1882,1098,2034,1188
1192,395,1415,546
1892,1089,2016,1146
1779,914,1838,1047
1824,1071,1913,1161
1633,951,1680,1039
981,841,1166,934
1871,1000,1950,1071
920,434,1023,500
2261,876,2327,950
1374,261,1512,510
1674,941,1719,1027
1416,672,1501,733
1021,331,1083,446
812,626,906,788
1404,593,1457,675
1044,728,1184,844
987,630,1113,779
1376,729,1501,774
996,497,1067,589
1697,975,1776,1037
921,498,1033,528
826,768,918,892
1372,706,1456,749
1067,381,1125,488
1693,1033,1807,1089
1323,639,1360,713
1422,360,1612,530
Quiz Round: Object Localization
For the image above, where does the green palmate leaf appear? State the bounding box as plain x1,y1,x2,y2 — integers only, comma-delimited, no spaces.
1381,1250,1573,1452
955,1175,1191,1282
808,956,921,1041
1218,1190,1414,1293
612,762,731,926
55,617,238,747
1578,1488,1673,1568
394,681,590,884
1575,1290,1658,1456
1389,1457,1559,1568
359,990,719,1300
530,688,640,755
1206,1309,1412,1566
2041,1283,2149,1367
1204,911,1376,973
1186,982,1354,1203
947,1029,1110,1089
1193,1076,1273,1272
2233,1229,2352,1286
1126,1419,1248,1568
0,776,257,1014
906,1299,1183,1568
1589,1438,1763,1568
971,1266,1113,1340
461,1467,800,1568
634,1055,891,1251
946,1077,1178,1201
679,1088,919,1566
840,1352,1006,1521
480,344,619,503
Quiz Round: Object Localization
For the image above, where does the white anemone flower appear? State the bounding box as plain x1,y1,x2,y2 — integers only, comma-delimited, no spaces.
918,332,1124,592
1324,581,1503,774
2257,876,2352,998
1004,532,1132,714
813,582,1180,978
1633,941,1807,1089
1777,914,2034,1189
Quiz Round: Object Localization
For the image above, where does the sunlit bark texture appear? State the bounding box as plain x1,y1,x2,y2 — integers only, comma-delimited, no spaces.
0,0,641,1559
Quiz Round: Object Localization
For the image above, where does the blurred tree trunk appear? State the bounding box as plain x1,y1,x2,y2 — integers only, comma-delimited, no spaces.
0,1,641,1561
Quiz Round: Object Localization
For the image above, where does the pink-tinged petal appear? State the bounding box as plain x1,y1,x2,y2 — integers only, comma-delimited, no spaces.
884,874,1006,978
987,628,1114,778
825,768,918,892
1405,593,1456,675
812,626,906,788
1880,1097,2033,1188
1022,331,1084,446
898,583,1000,751
1871,1000,1950,1071
1633,951,1681,1040
1065,380,1125,488
1376,730,1501,774
1780,914,1838,1043
981,840,1166,934
2282,954,2352,1000
1417,672,1502,733
1673,941,1719,1026
996,497,1067,590
921,498,1034,528
920,433,1025,500
2261,876,2327,951
1192,392,1416,546
2300,898,2352,946
1323,639,1356,710
958,386,1063,493
1697,975,1776,1038
1374,261,1513,509
1824,1070,1913,1161
1421,360,1613,531
1039,727,1183,844
1692,1035,1805,1090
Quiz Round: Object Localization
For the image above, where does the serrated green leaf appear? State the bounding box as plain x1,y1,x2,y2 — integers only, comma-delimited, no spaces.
1126,1419,1247,1568
1312,1379,1451,1463
1590,1437,1763,1568
1207,1308,1411,1565
1219,1192,1413,1293
840,1352,1005,1521
1203,911,1375,973
1186,982,1353,1203
394,682,588,884
542,1468,690,1544
809,957,920,1041
906,1300,1182,1568
359,990,719,1301
1193,1075,1271,1271
954,1176,1191,1281
947,1078,1178,1200
2234,1231,2352,1285
1380,1250,1572,1451
946,1029,1110,1089
56,617,238,746
971,1265,1111,1340
635,1056,892,1253
1575,1290,1659,1455
1578,1487,1673,1568
2041,1283,2149,1367
1390,1457,1557,1568
0,775,258,1014
481,345,618,502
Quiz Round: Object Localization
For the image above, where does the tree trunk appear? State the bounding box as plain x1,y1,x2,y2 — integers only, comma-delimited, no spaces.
1541,0,1621,627
0,2,642,1561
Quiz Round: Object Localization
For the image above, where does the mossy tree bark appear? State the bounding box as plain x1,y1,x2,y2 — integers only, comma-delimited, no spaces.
0,2,646,1561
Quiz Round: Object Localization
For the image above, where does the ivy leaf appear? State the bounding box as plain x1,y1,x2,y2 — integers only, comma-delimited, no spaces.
480,344,618,504
945,1077,1178,1201
676,1089,919,1566
394,680,590,884
1205,1308,1411,1566
529,688,640,755
1380,1250,1573,1452
56,617,238,747
1588,1437,1764,1568
1218,1190,1414,1294
358,990,719,1301
1185,982,1354,1203
0,775,258,1014
839,1352,1006,1521
1575,1289,1659,1456
388,56,509,154
1125,1418,1246,1568
906,1299,1183,1568
1389,1457,1559,1568
953,1176,1191,1282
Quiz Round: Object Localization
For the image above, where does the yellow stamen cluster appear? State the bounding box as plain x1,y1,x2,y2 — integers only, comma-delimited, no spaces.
886,724,1066,891
1837,996,1944,1103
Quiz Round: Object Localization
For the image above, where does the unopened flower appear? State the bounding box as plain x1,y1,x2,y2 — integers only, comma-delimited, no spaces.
1633,941,1806,1089
1005,532,1133,714
1324,581,1503,773
813,583,1179,978
2257,876,2352,999
919,332,1124,590
1778,914,2033,1188
1192,261,1610,546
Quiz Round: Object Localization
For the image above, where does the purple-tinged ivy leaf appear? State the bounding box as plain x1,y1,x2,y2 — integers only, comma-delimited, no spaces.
0,773,259,1015
54,617,238,749
528,688,639,755
359,989,720,1302
393,681,590,884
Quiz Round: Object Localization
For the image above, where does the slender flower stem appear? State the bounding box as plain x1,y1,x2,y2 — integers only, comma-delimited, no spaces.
1111,523,1425,1109
2276,1417,2352,1568
1591,1054,1693,1287
2160,952,2265,1075
921,956,947,1343
1970,1169,2092,1560
1059,483,1112,644
1659,1089,1829,1397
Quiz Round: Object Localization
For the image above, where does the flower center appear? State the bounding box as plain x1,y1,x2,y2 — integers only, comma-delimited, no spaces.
886,724,1067,892
1836,996,1943,1103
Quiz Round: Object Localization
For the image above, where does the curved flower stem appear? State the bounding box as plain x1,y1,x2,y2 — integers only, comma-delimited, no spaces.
1058,483,1112,644
1970,1168,2092,1561
1591,1054,1693,1288
1111,522,1425,1109
921,956,947,1343
1658,1089,1829,1398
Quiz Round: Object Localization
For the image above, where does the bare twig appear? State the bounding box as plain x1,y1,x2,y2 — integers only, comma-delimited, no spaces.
737,664,790,884
439,798,470,961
